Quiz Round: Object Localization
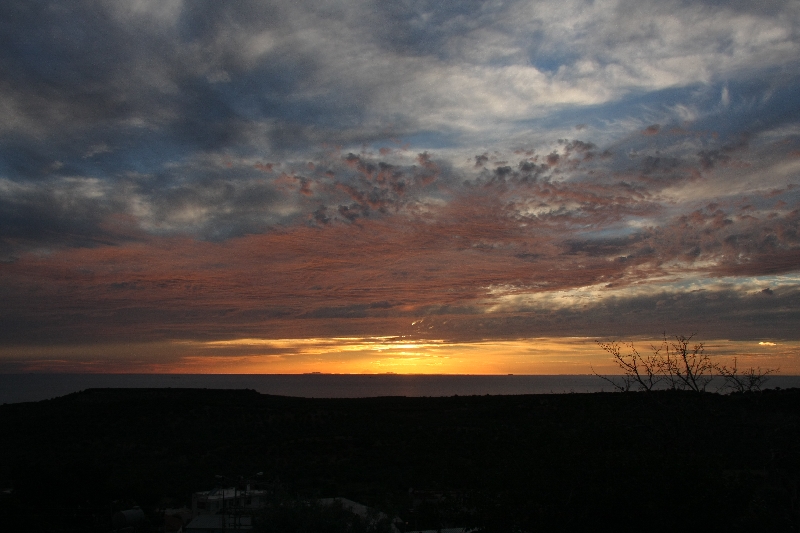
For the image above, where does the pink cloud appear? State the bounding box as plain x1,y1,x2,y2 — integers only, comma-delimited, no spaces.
642,124,661,135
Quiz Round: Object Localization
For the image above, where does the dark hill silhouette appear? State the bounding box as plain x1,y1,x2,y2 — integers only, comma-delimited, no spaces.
1,387,799,531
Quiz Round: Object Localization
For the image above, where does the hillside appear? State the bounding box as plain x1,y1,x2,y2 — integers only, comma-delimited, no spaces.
1,388,799,531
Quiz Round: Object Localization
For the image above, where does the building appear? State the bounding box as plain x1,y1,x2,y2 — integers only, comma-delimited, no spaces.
192,487,268,517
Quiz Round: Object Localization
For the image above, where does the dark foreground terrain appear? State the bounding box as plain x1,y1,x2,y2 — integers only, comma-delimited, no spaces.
1,387,799,532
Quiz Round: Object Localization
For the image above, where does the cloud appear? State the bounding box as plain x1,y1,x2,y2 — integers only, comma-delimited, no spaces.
3,0,798,159
2,151,797,343
643,124,661,136
1,0,800,351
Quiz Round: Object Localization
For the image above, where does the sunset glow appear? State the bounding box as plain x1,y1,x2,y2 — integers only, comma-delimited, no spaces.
2,337,798,376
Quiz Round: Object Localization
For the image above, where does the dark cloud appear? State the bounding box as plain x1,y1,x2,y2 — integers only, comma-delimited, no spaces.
373,1,504,59
0,0,391,189
0,178,123,249
1,175,799,346
415,285,800,342
299,305,370,320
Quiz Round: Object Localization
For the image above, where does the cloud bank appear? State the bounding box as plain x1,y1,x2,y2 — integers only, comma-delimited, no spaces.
1,1,799,362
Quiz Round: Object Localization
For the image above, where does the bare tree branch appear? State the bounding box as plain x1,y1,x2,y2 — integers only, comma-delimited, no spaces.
717,358,778,393
595,333,778,394
594,340,663,392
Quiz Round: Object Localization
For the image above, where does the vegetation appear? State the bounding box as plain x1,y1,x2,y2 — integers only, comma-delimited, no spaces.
717,357,778,393
2,388,800,531
594,333,778,393
255,499,396,533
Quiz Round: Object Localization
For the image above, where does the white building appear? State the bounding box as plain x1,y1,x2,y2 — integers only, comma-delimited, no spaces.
192,487,268,517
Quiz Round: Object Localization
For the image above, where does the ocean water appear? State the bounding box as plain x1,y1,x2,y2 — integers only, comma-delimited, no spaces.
2,374,800,404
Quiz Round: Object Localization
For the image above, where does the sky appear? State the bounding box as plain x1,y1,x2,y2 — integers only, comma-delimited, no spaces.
1,0,799,374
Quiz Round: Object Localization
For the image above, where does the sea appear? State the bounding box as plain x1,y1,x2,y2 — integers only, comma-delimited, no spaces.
2,374,800,404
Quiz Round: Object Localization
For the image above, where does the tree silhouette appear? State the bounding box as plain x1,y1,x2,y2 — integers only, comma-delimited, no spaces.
594,333,777,393
717,357,777,393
